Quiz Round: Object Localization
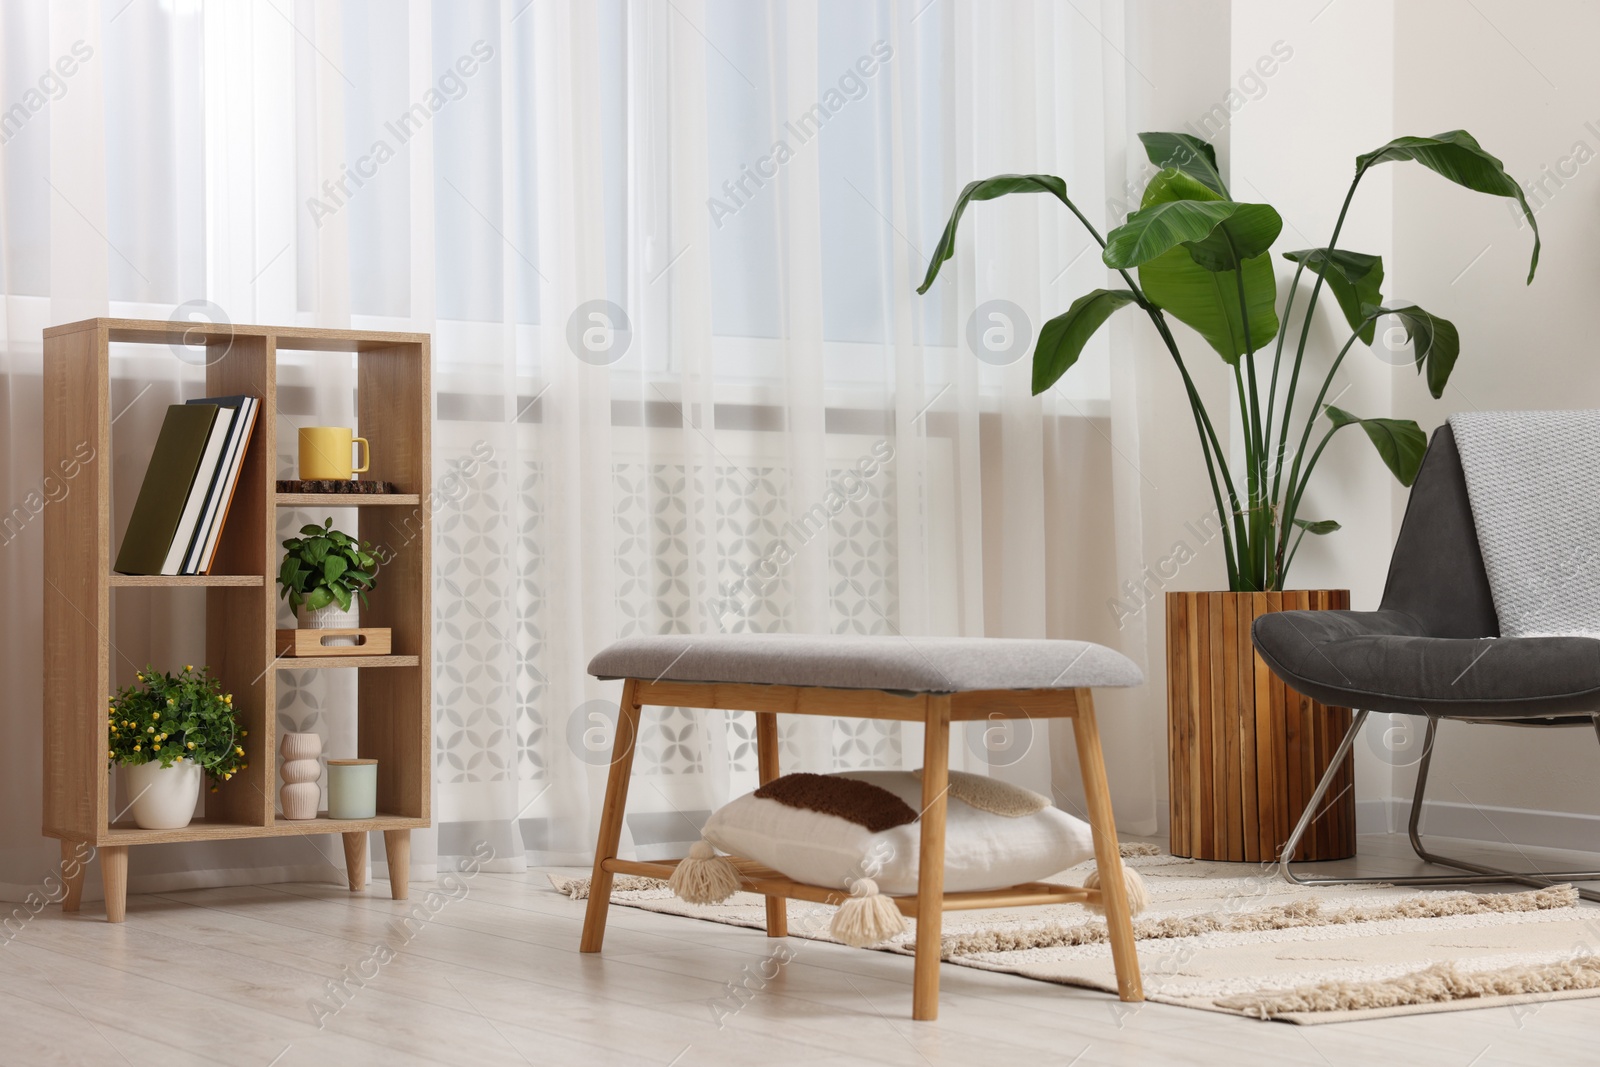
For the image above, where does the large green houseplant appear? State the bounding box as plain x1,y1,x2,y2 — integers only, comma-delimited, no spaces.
918,130,1538,592
919,130,1538,863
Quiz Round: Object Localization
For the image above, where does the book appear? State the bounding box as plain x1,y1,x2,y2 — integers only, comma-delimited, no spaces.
159,405,234,575
113,404,219,575
182,395,259,574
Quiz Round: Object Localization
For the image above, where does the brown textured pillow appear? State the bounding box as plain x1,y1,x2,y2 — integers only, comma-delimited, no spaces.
754,772,918,832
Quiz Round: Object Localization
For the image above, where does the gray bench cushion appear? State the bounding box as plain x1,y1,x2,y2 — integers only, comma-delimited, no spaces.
587,634,1143,693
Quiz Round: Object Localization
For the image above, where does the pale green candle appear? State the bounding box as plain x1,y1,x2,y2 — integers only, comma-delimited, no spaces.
326,758,378,819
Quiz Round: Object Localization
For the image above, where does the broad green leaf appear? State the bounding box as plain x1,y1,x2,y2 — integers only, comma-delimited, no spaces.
1139,249,1279,364
323,555,347,585
1282,249,1384,344
1357,130,1539,283
1369,303,1461,399
1181,204,1284,272
303,537,331,566
1135,168,1278,362
1031,289,1138,395
1139,132,1227,197
331,585,353,612
1141,168,1223,207
304,586,333,611
918,174,1073,294
1104,199,1282,272
1324,405,1428,486
1292,518,1342,535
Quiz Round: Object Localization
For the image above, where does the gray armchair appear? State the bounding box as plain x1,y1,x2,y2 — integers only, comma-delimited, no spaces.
1252,423,1600,901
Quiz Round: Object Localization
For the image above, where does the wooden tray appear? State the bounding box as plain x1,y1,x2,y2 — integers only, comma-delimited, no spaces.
275,627,392,657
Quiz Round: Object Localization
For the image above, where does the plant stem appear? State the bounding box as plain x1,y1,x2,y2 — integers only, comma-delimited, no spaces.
1230,362,1260,588
1057,188,1246,585
1281,524,1311,577
1270,164,1371,527
1230,251,1266,591
1148,310,1246,588
1287,425,1341,531
1273,318,1377,576
1262,260,1308,524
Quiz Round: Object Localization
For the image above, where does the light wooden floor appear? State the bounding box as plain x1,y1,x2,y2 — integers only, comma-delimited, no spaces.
2,834,1598,1066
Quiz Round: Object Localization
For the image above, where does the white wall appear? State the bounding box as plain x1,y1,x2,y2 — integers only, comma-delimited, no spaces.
1216,0,1600,850
1228,0,1400,817
1120,0,1235,833
1386,0,1600,845
1129,0,1405,833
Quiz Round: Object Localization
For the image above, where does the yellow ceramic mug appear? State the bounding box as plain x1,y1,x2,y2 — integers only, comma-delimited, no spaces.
299,427,370,481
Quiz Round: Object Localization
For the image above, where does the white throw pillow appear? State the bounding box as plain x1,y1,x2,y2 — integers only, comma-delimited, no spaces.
701,769,1095,895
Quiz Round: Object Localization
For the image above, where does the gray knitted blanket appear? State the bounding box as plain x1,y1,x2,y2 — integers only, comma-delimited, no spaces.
1449,410,1600,638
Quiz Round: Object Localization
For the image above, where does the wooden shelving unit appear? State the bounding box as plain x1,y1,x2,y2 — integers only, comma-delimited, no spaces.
43,318,432,922
274,493,422,507
108,574,266,587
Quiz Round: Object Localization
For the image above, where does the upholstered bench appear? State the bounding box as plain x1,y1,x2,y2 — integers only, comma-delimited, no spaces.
578,634,1146,1020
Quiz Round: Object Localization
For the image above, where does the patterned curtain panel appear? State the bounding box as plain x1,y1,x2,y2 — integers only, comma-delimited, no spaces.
0,0,1156,895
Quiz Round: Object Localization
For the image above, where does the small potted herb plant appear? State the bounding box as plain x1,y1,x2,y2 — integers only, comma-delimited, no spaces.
278,518,379,646
108,665,248,830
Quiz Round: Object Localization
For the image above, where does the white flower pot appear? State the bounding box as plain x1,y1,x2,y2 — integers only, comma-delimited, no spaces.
124,758,202,830
298,601,359,647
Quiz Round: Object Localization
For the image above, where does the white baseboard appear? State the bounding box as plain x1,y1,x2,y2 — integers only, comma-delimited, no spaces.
1357,797,1600,856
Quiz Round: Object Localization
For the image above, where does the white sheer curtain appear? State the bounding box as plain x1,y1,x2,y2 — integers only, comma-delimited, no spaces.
0,0,1155,897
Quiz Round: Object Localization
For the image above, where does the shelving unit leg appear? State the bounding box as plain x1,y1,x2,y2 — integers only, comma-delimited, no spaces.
101,846,128,923
59,841,86,913
383,829,410,900
343,831,368,892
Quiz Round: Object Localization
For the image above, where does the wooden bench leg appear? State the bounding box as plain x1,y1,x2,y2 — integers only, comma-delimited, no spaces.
912,694,952,1021
580,679,642,953
1072,688,1144,1002
754,710,787,938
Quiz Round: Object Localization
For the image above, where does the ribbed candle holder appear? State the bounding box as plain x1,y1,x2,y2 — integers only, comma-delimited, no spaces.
279,731,322,820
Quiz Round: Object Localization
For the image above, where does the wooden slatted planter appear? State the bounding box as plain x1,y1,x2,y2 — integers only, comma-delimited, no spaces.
1167,590,1355,862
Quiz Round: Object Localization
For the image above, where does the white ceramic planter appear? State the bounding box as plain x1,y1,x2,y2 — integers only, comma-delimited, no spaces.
279,731,322,820
124,758,202,830
298,601,359,646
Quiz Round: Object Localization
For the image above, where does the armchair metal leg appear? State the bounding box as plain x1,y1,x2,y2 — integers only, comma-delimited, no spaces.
1280,711,1600,902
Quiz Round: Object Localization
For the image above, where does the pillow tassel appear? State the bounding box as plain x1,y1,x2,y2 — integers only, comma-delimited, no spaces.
668,840,741,905
1082,863,1149,917
829,878,908,948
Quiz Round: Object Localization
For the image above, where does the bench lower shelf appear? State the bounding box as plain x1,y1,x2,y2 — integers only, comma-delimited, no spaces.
601,855,1100,914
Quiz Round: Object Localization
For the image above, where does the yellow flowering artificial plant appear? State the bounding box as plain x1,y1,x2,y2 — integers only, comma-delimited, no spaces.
107,665,247,789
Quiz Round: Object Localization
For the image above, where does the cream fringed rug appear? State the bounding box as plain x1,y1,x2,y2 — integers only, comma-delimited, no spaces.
550,848,1600,1024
